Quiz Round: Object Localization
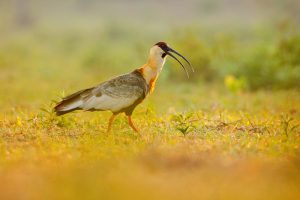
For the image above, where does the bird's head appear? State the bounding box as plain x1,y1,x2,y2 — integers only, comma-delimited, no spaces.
149,42,194,78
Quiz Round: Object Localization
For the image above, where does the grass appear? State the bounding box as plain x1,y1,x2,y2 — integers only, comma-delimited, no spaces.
0,84,300,200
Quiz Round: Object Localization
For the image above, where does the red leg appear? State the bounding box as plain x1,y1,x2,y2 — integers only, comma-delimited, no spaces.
107,114,116,132
127,115,139,133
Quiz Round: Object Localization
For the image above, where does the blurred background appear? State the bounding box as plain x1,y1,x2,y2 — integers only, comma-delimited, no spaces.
1,2,300,200
0,0,299,110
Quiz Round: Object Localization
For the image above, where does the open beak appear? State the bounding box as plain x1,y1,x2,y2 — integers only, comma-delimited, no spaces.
163,47,194,78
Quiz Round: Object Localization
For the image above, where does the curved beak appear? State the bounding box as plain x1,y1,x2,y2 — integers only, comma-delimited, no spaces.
163,46,194,78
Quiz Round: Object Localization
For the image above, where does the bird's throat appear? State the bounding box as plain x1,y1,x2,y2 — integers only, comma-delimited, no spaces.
138,54,165,94
138,64,162,94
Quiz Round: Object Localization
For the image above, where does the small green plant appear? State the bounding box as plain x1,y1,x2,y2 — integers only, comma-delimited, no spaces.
40,100,57,119
39,99,78,128
171,112,196,136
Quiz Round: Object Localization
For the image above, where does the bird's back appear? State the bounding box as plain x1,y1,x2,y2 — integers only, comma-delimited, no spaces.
97,70,148,99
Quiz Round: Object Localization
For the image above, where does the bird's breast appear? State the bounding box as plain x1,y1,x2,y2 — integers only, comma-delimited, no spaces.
148,76,158,94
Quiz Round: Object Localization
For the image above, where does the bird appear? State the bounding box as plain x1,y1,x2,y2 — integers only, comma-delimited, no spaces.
54,42,193,133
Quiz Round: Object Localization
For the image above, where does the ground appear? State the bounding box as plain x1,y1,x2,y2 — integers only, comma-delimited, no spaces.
0,83,299,200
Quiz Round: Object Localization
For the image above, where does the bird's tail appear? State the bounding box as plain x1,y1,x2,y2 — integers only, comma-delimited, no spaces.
54,88,93,116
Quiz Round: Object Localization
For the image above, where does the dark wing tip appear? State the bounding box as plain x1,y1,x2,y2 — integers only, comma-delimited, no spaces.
54,107,80,116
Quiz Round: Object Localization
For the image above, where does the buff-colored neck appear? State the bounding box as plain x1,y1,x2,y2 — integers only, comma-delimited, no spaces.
138,53,166,93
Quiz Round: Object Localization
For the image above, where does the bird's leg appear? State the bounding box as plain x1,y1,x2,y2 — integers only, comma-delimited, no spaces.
127,115,139,133
107,114,116,132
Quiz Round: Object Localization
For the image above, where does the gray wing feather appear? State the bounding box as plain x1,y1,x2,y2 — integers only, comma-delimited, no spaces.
93,72,148,99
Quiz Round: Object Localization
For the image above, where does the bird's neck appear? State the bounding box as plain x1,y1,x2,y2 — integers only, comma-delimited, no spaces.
138,56,165,93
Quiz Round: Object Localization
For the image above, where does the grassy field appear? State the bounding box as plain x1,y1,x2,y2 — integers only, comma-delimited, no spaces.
1,80,300,199
1,1,300,198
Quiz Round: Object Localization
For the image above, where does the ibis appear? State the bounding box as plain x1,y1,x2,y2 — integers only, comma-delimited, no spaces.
54,42,193,133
